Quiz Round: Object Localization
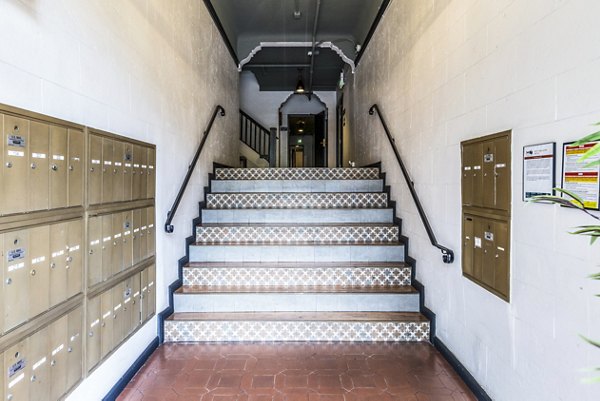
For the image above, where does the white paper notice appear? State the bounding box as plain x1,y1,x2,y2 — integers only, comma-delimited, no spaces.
523,143,555,201
562,141,600,209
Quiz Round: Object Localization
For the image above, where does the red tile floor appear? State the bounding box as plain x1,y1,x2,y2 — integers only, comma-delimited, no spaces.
117,342,476,401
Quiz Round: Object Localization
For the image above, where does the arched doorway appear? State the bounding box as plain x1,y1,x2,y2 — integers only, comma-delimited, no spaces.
279,93,328,167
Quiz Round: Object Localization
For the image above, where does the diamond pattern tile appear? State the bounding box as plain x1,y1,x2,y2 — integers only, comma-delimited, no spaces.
215,167,380,180
183,265,412,286
195,225,399,244
164,320,429,342
206,192,388,209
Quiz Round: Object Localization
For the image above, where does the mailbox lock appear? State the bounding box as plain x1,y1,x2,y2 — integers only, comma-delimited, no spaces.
51,164,58,171
7,394,13,401
89,249,94,255
31,162,37,169
5,162,12,168
68,346,73,353
113,241,117,246
90,167,95,172
30,269,36,276
113,168,118,174
50,262,56,269
31,375,37,382
51,360,56,366
69,165,74,171
66,256,73,263
101,322,106,327
88,331,94,337
5,278,12,285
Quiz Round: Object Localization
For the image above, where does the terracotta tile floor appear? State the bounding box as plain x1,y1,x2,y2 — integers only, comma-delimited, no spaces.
117,342,476,401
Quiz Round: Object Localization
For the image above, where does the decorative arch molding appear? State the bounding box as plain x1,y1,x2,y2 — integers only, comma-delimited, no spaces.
238,41,356,73
279,91,328,112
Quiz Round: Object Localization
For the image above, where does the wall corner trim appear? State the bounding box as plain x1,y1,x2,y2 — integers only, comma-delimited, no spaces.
102,337,160,401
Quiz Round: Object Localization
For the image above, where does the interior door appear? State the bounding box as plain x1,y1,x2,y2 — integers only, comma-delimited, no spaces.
314,111,326,167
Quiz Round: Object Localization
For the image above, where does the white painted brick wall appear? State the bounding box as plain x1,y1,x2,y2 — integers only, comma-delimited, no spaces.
347,0,600,400
0,0,239,399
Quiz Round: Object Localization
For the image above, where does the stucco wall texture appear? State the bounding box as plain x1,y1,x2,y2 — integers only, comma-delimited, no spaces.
0,1,239,399
346,0,600,400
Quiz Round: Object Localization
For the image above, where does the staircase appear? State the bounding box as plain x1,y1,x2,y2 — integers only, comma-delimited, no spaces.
163,166,430,342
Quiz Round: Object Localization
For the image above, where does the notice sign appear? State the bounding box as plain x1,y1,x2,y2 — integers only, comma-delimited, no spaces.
523,143,555,201
562,141,600,210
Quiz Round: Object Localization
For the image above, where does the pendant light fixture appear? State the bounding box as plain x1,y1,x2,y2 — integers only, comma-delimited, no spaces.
295,69,305,93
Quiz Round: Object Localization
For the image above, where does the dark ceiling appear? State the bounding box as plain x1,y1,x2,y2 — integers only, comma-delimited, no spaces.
204,0,389,91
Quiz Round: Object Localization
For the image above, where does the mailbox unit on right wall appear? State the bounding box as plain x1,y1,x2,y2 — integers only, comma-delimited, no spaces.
461,131,511,301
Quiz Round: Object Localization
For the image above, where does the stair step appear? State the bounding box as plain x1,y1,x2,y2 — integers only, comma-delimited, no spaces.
211,179,383,193
164,311,430,342
183,262,412,286
206,192,388,209
175,284,417,293
189,244,405,262
196,224,399,244
173,285,419,313
215,167,380,181
201,208,394,224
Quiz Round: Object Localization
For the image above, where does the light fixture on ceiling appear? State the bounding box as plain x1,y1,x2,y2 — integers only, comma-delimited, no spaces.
295,69,305,93
297,120,306,133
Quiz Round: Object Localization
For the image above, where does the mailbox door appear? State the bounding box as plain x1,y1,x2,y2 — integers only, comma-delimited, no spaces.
28,121,49,212
3,229,30,330
88,135,103,205
49,125,68,209
87,216,103,287
111,213,123,276
147,207,155,257
2,115,29,214
48,314,68,401
67,129,84,207
101,214,113,281
28,327,50,401
122,144,133,201
101,138,114,204
28,225,50,318
49,222,68,308
66,307,83,391
112,140,124,203
462,215,474,278
86,296,101,372
147,147,155,199
121,211,133,270
100,289,114,358
66,219,83,299
3,338,29,400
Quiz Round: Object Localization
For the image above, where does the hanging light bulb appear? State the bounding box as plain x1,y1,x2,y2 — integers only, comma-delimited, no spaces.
295,69,305,93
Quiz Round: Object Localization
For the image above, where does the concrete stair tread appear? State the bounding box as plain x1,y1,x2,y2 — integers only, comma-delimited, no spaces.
175,285,417,294
167,311,428,322
184,261,410,268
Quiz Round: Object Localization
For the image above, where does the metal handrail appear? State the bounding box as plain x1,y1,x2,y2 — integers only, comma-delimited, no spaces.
164,105,225,233
240,109,270,161
369,104,454,263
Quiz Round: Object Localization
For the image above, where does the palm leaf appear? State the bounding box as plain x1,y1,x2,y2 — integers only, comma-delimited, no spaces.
573,131,600,145
554,188,586,208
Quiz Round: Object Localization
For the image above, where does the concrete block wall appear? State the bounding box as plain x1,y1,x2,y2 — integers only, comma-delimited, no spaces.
345,0,600,400
0,0,239,399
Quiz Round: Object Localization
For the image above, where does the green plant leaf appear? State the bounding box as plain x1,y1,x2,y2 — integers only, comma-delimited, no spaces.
529,194,582,209
579,142,600,163
573,131,600,145
581,335,600,349
554,188,586,208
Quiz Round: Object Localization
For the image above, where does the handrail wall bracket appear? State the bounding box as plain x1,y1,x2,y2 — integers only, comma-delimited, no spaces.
164,105,226,233
369,104,454,264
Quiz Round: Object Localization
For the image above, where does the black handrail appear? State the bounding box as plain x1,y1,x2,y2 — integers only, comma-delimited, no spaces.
240,110,270,162
369,104,454,264
165,105,225,233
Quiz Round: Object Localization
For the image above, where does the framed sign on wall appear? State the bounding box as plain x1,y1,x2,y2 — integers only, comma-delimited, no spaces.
562,141,600,210
523,142,555,201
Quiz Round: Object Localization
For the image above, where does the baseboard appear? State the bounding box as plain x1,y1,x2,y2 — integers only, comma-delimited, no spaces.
433,337,492,401
102,337,160,401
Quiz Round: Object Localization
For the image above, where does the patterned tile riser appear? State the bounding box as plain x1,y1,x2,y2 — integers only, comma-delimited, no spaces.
196,225,399,243
206,192,388,209
215,167,380,180
164,321,430,342
183,267,412,286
